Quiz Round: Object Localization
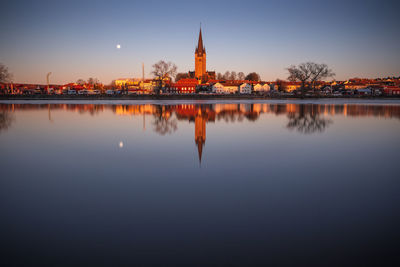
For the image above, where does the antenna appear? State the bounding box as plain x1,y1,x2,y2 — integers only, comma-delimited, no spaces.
142,62,145,93
46,72,52,91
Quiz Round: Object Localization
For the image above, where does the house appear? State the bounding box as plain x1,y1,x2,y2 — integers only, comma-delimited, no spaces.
115,78,142,88
222,81,241,94
356,88,372,95
383,86,400,96
344,80,368,90
212,82,226,94
239,83,252,94
345,83,367,90
286,82,301,92
211,82,238,94
253,84,263,92
253,83,270,93
171,78,198,94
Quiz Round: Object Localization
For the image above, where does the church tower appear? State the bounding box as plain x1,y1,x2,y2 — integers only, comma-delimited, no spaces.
195,27,206,79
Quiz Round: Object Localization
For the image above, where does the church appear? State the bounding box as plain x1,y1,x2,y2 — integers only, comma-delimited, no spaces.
188,27,215,82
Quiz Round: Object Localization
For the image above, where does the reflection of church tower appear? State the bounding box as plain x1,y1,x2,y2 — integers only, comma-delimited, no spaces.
195,109,206,164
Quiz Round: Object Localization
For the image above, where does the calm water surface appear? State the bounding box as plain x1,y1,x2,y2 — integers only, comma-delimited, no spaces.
1,100,400,266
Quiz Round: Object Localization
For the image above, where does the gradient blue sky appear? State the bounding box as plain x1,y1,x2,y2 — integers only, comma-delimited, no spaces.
1,0,399,84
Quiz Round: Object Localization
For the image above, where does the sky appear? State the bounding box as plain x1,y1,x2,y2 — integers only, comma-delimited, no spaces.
0,0,399,84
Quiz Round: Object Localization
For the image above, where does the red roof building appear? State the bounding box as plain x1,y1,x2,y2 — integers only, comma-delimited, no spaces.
384,86,400,96
171,78,198,94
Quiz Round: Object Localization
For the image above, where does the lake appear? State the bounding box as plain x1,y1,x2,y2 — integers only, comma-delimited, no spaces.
1,100,400,266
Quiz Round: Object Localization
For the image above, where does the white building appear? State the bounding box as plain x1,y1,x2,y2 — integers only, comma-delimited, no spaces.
239,83,252,94
212,82,239,94
253,83,270,93
212,83,226,94
223,84,239,94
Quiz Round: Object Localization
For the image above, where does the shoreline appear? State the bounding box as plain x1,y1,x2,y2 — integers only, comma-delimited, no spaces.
1,96,400,105
1,94,400,101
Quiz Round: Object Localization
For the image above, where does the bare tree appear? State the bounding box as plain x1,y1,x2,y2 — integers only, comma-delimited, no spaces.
223,71,231,80
76,79,85,85
287,62,335,96
310,64,335,89
87,77,99,85
230,71,237,81
0,63,13,83
175,72,189,82
275,79,286,91
245,72,260,81
237,72,245,80
216,73,223,80
152,60,177,94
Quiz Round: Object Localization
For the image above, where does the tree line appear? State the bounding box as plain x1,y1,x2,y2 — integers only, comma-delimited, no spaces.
174,70,261,82
0,61,335,95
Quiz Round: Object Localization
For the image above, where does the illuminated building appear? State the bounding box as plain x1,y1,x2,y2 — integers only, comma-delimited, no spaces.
188,27,216,82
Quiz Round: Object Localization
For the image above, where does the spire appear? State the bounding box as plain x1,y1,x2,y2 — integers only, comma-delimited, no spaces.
197,140,204,165
196,26,205,54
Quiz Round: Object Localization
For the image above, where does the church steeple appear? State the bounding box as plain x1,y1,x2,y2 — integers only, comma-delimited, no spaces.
194,26,207,79
196,27,205,55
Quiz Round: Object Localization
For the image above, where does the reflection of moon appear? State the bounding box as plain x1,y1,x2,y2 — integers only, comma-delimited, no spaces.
116,44,121,49
119,141,123,148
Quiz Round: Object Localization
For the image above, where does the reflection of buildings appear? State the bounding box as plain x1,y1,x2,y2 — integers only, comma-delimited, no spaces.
3,103,400,163
4,103,400,120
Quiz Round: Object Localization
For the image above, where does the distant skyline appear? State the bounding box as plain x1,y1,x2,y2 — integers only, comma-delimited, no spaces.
1,0,399,84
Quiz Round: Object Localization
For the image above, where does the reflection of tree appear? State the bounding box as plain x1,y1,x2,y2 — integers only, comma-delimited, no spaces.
244,112,259,121
286,105,332,134
217,111,240,123
153,105,177,135
153,116,177,135
0,111,14,133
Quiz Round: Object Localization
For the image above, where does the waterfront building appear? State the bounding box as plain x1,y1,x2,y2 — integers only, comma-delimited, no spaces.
344,83,368,90
171,78,198,94
223,82,241,94
115,78,142,87
384,86,400,95
211,82,225,94
286,82,302,92
239,83,252,94
253,83,270,92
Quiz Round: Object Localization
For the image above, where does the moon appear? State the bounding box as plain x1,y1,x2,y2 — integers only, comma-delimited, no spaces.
116,44,121,49
119,141,123,148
